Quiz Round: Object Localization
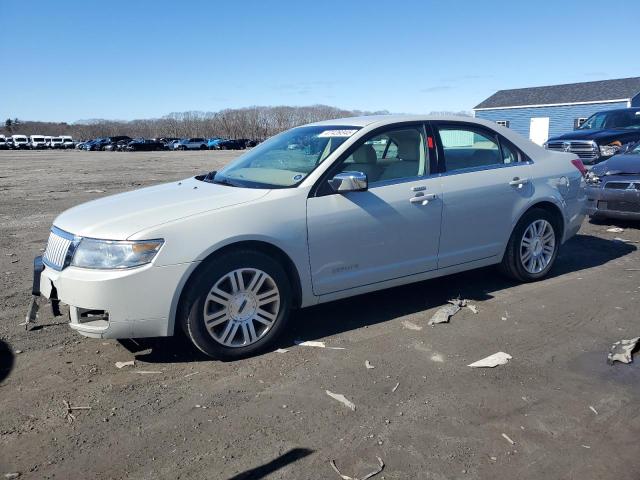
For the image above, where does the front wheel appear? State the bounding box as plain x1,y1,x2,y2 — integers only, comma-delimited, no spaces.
500,208,560,282
181,250,292,360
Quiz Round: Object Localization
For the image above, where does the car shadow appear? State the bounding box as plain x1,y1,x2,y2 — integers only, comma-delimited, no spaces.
588,217,640,230
224,448,313,480
123,234,634,363
0,339,15,383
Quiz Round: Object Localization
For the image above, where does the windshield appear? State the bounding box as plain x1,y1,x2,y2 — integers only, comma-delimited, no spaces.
215,125,360,188
579,110,640,130
52,137,62,141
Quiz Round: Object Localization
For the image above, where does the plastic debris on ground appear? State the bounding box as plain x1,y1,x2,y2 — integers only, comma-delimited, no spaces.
607,337,639,365
365,360,375,369
468,352,512,368
501,433,515,445
606,227,624,233
401,320,422,331
326,390,356,411
428,299,466,326
330,456,384,480
295,340,345,350
115,360,135,369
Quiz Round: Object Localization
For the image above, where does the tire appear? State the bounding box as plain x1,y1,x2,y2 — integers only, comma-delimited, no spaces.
499,208,560,282
200,144,206,150
180,250,292,360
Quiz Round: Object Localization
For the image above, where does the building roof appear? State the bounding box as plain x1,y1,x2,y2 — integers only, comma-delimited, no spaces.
474,77,640,110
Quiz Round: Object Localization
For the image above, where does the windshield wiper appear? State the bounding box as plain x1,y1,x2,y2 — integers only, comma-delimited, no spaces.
211,175,242,187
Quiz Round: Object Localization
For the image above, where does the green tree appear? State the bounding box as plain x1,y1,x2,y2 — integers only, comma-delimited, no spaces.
4,118,12,133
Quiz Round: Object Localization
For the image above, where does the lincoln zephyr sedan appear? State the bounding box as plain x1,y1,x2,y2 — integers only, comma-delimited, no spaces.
34,116,587,359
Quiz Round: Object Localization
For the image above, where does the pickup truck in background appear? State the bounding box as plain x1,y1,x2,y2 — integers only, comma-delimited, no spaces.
545,107,640,165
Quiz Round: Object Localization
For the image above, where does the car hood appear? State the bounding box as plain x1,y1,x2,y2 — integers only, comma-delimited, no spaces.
548,128,635,142
54,176,270,239
591,153,640,176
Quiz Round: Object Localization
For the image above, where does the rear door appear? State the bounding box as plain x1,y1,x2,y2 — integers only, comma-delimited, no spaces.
431,121,533,268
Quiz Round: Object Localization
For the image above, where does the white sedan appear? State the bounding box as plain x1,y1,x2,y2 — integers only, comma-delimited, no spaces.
34,116,587,359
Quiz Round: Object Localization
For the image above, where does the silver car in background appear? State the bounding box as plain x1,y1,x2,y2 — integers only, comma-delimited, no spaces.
35,115,586,360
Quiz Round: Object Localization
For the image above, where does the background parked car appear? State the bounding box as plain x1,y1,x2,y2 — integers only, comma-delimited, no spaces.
585,140,640,220
29,135,47,149
61,136,74,149
207,137,225,149
86,136,132,151
214,138,249,150
545,107,640,165
175,137,208,150
50,137,64,148
164,139,181,150
126,139,165,151
11,135,29,149
0,136,8,150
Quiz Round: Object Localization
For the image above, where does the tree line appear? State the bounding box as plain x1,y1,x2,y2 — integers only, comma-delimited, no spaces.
2,105,472,141
2,105,393,140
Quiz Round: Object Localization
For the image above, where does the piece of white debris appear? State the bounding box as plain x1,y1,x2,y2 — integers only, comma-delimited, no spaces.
326,390,356,411
589,406,598,415
613,237,639,244
501,433,515,445
582,445,591,449
606,227,624,233
135,370,162,374
84,189,105,193
468,352,512,368
466,304,479,314
184,372,199,378
275,348,289,353
607,337,639,365
391,382,400,393
14,350,23,354
365,360,375,369
115,360,135,369
430,353,444,363
428,299,467,325
330,456,384,480
295,340,345,350
401,320,423,331
4,473,21,479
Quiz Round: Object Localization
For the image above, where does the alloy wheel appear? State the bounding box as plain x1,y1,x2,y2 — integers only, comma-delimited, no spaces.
519,219,555,274
203,268,280,347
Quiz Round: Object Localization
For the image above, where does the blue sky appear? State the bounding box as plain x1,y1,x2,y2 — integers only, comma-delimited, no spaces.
1,0,638,122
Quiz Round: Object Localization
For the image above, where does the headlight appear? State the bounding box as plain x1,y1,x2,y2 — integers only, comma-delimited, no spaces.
585,170,601,185
599,144,620,157
71,238,163,269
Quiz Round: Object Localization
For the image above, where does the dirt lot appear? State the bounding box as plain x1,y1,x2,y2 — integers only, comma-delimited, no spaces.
1,150,639,480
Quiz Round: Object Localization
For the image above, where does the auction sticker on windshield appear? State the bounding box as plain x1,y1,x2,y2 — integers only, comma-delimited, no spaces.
318,129,358,138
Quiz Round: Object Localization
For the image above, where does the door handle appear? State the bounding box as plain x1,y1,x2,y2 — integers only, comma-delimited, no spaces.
509,177,530,187
410,193,437,205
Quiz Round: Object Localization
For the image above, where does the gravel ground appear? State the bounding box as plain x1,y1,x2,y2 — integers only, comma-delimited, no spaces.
1,150,639,480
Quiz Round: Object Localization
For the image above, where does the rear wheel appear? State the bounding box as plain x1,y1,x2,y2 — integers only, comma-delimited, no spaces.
181,250,292,360
500,208,560,282
200,144,207,150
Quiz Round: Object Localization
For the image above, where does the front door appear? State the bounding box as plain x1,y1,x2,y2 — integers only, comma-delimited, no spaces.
529,117,550,145
307,124,442,295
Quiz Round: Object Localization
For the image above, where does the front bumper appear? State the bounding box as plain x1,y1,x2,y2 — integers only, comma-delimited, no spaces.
37,260,192,339
586,185,640,220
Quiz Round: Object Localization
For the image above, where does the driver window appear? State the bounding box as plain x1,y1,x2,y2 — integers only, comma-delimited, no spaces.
339,126,426,184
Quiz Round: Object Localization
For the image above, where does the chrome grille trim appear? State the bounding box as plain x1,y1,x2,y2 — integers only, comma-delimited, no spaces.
546,140,599,162
42,227,77,271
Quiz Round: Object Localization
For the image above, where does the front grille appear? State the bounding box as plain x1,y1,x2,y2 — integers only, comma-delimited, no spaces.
605,181,635,190
43,229,74,270
607,201,640,213
546,140,599,162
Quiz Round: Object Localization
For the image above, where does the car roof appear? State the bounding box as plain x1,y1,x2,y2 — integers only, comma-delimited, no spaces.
305,114,502,129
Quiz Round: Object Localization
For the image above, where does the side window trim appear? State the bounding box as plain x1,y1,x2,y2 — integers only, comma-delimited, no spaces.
311,122,430,197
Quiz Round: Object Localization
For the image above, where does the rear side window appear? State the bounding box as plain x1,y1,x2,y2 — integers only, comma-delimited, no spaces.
435,125,502,172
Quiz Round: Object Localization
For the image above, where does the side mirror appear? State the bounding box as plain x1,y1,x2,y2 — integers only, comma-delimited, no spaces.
328,171,368,192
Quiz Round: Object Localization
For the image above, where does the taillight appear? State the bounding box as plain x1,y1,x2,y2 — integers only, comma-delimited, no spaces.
571,158,587,176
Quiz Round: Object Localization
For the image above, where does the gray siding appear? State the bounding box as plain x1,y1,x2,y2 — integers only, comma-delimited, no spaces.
475,101,629,139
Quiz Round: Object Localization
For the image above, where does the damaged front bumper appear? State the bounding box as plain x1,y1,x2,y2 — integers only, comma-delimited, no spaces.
31,255,192,339
585,184,640,220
